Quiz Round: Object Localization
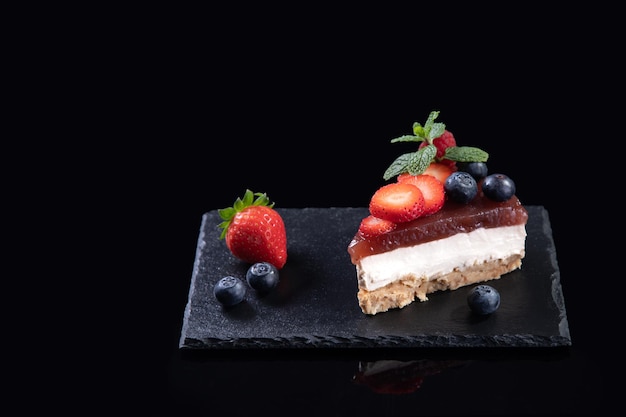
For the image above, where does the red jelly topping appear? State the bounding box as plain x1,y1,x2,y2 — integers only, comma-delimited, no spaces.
348,193,528,264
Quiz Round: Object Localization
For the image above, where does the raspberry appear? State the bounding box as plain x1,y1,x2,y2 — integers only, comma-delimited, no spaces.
419,130,456,162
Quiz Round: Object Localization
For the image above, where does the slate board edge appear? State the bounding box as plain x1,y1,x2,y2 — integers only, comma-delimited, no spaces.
539,206,571,343
181,333,571,350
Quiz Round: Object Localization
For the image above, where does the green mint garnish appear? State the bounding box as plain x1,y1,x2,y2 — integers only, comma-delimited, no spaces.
443,146,489,163
383,111,489,181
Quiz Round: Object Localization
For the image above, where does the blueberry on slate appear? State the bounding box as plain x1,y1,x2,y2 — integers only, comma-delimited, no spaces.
457,161,488,180
482,173,516,202
467,285,501,315
246,262,280,292
444,171,478,204
213,276,246,306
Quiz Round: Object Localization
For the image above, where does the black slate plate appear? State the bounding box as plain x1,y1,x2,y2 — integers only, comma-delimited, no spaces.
179,206,570,350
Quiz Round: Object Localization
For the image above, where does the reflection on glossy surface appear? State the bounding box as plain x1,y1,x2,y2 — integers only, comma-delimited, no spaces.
353,359,471,394
169,346,607,414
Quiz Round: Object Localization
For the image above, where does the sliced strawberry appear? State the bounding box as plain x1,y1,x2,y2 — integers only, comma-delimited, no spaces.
396,172,413,183
369,182,425,223
397,174,444,215
422,162,454,184
358,215,397,238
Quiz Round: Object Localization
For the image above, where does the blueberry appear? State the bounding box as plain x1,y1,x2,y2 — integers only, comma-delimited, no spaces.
444,171,478,203
246,262,280,292
467,285,501,315
482,173,516,202
457,162,488,180
213,276,246,306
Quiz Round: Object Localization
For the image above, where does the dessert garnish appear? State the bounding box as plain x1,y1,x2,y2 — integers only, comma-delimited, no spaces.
383,110,488,181
213,262,281,307
467,284,501,315
218,189,287,269
213,276,247,307
246,262,280,293
357,110,512,237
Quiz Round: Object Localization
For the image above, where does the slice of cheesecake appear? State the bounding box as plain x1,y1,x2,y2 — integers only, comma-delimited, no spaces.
348,193,528,315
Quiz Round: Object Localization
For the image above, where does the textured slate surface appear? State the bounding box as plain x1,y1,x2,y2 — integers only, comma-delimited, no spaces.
180,206,570,350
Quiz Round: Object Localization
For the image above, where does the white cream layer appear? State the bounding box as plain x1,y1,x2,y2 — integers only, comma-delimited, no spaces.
357,225,527,291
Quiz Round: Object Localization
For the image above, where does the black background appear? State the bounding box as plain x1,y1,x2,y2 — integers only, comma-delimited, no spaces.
24,5,619,416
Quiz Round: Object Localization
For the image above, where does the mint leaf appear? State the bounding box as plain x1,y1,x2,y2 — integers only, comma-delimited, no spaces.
423,110,440,131
382,145,437,180
383,153,414,180
427,122,445,141
444,146,489,162
390,134,424,144
412,122,425,137
407,145,436,175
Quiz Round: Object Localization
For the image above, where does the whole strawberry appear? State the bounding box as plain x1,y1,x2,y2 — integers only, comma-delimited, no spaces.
218,189,287,269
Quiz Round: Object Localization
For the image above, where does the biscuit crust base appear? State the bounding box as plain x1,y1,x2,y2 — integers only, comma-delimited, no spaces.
357,254,523,315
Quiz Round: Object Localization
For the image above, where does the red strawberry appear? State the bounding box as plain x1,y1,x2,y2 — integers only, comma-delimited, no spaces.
397,174,445,215
218,189,287,269
422,162,454,184
358,215,397,238
369,182,425,223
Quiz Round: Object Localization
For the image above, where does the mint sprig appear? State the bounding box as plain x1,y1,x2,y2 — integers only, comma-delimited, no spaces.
383,111,489,181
